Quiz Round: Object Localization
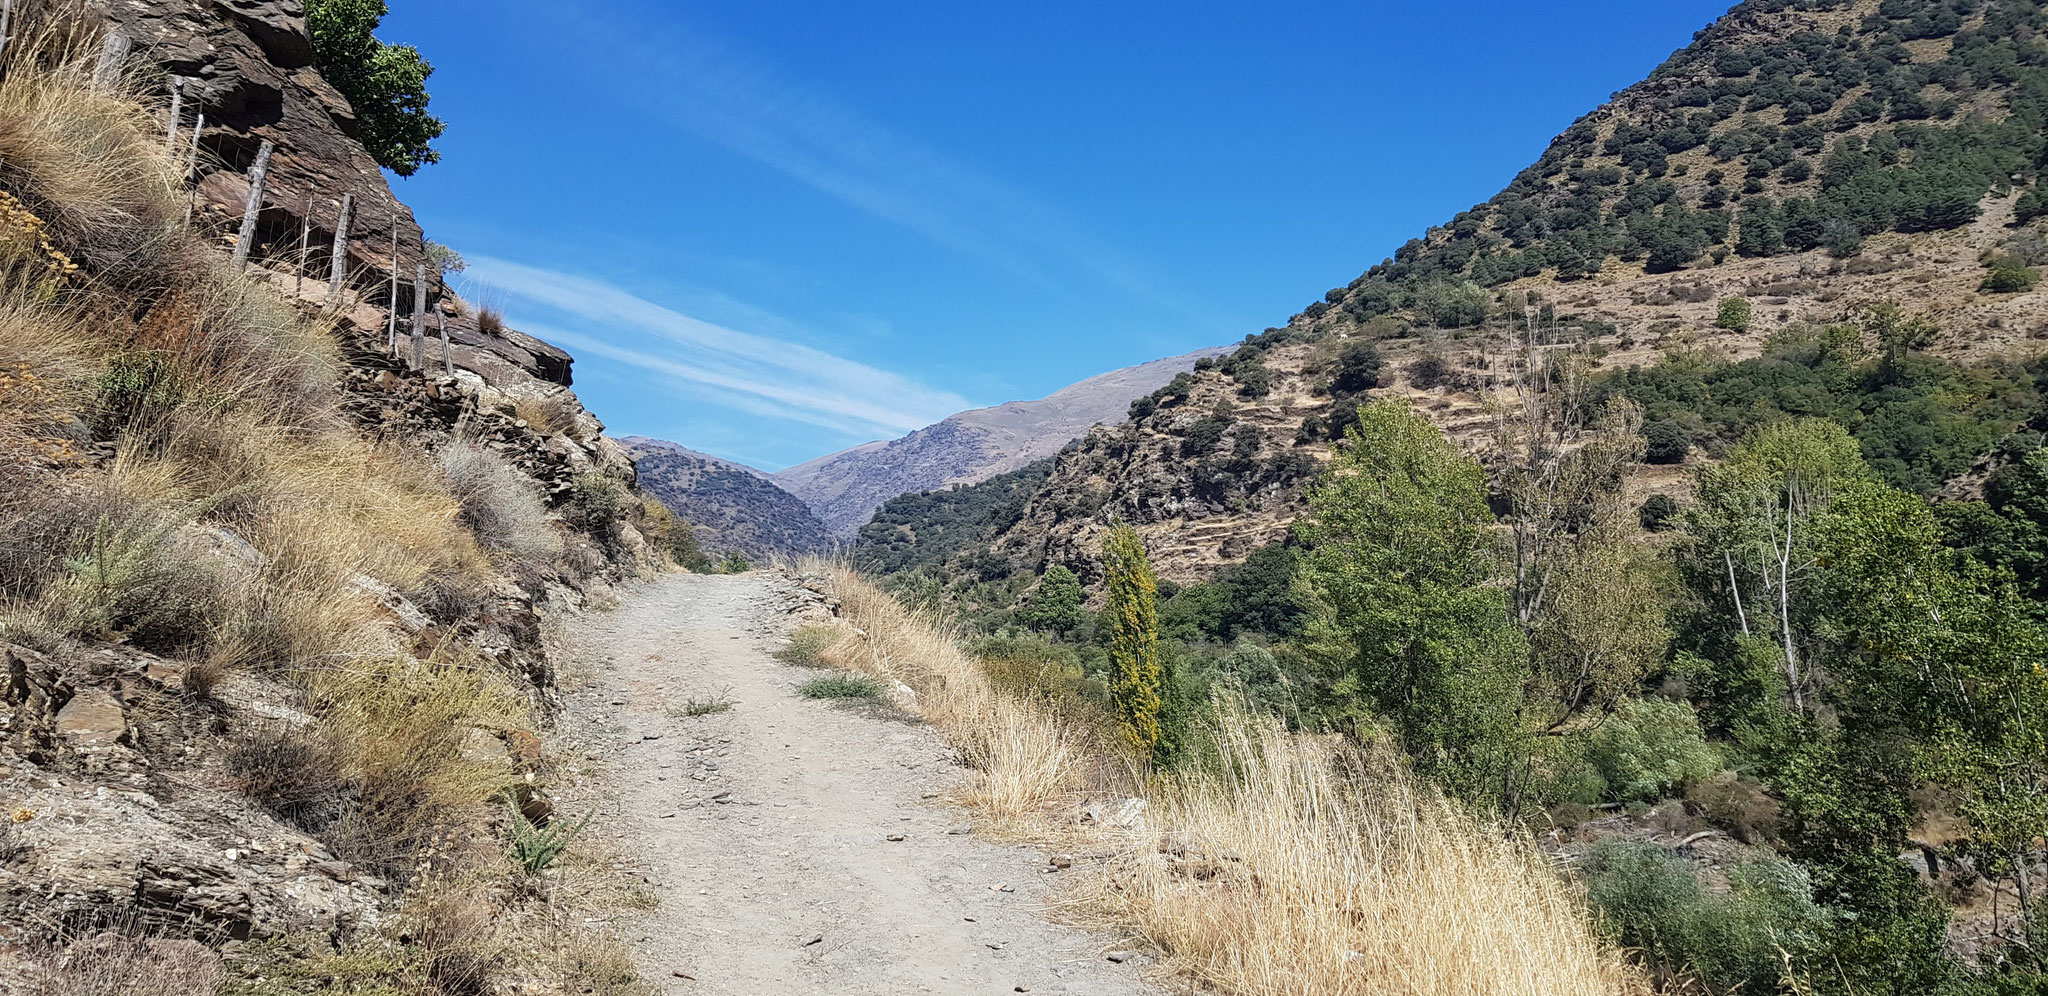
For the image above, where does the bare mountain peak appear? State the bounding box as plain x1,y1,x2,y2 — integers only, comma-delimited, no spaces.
775,346,1228,536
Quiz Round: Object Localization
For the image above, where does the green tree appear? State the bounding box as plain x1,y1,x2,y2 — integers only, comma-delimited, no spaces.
306,0,446,175
1021,563,1084,637
1292,399,1527,802
1102,526,1163,761
1686,419,1874,713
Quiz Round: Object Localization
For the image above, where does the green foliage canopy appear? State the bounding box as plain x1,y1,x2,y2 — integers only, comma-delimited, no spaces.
306,0,446,175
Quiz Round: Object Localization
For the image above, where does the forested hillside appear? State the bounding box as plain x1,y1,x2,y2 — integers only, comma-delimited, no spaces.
626,437,834,562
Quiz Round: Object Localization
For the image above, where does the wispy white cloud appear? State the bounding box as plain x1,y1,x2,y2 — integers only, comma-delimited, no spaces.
468,256,967,440
525,2,1217,328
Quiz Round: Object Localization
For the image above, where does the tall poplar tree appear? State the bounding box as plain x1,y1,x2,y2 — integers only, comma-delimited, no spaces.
1102,526,1162,761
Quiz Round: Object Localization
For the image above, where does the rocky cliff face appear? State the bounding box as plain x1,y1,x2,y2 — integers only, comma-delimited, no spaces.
775,347,1229,537
97,0,435,293
624,437,836,560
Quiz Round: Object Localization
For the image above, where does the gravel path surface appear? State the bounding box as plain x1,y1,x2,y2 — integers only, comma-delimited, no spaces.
557,573,1163,995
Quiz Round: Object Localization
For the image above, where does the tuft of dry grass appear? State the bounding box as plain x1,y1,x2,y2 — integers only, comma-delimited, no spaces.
0,22,183,285
815,563,1123,828
436,438,565,570
811,561,1647,995
512,389,581,437
20,932,223,996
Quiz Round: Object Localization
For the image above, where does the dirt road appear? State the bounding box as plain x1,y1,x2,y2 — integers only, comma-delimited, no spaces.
556,573,1161,995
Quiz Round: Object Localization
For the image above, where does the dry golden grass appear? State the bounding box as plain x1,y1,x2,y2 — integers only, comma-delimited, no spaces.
0,19,182,285
810,561,1647,995
815,564,1118,829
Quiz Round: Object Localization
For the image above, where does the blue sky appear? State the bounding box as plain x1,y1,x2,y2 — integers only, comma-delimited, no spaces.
382,0,1733,471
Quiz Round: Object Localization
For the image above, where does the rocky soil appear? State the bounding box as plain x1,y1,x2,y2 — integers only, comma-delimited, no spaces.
551,573,1162,995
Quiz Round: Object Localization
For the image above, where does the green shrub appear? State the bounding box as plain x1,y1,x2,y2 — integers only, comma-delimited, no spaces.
719,552,751,574
1579,838,1825,993
567,473,628,532
775,625,837,667
505,803,589,876
1639,493,1679,532
797,673,887,700
1981,254,2040,294
1583,697,1721,802
1642,420,1692,465
1716,297,1752,332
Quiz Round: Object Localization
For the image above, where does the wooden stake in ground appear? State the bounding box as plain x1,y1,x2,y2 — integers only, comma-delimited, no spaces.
92,32,130,89
326,193,354,307
0,1,15,61
230,140,273,271
181,111,205,227
386,229,401,356
163,78,184,155
439,310,454,377
410,262,427,371
296,194,312,297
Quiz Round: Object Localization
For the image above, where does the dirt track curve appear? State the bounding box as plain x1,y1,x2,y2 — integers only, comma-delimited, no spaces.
556,572,1163,996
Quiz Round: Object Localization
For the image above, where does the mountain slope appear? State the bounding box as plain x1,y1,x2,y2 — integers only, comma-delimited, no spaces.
625,437,836,559
776,347,1229,537
921,0,2048,585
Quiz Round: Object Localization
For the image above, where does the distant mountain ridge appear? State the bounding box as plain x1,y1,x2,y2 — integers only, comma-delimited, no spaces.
622,437,835,559
774,347,1230,536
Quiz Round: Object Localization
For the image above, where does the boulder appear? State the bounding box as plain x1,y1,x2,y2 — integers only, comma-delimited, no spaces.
53,688,126,749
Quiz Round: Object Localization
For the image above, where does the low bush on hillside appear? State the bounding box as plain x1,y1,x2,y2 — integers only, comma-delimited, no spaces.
1580,839,1825,994
797,673,888,700
437,439,564,569
775,625,840,667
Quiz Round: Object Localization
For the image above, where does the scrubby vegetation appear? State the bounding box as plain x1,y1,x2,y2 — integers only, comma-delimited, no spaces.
855,457,1057,576
1314,0,2048,322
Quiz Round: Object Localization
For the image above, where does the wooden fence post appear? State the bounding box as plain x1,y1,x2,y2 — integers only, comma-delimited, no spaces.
163,78,183,155
439,311,454,377
295,194,312,296
231,140,273,271
326,192,353,306
181,111,205,226
92,32,130,89
1,1,15,61
410,263,427,371
386,230,400,356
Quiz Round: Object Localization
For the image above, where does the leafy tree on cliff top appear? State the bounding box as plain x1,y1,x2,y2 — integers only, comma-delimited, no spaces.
306,0,445,175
